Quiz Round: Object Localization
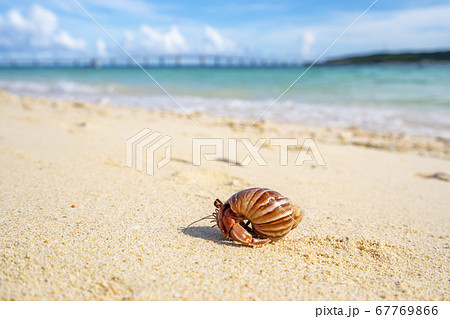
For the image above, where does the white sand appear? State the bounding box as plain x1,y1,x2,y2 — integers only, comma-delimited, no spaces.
0,91,449,300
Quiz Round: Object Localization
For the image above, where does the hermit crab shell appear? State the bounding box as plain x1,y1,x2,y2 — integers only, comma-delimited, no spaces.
225,187,303,240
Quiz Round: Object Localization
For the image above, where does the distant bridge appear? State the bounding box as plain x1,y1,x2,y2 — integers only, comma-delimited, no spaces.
0,54,306,69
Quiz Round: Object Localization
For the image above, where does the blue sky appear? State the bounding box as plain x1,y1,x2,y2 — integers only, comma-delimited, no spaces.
1,0,449,60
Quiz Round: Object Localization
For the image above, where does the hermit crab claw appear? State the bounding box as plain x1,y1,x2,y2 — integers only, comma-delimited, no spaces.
229,223,271,246
214,199,270,246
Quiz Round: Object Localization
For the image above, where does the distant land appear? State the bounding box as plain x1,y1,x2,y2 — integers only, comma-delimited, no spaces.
322,50,450,65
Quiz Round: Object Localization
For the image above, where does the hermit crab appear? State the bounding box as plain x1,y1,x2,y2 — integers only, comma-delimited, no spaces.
186,187,303,246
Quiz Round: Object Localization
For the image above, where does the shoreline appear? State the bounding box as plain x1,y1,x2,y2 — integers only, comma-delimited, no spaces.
2,64,450,139
0,90,449,300
2,90,449,159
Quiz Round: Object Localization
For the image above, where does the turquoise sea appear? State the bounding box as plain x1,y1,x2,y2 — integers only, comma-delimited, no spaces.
1,65,449,137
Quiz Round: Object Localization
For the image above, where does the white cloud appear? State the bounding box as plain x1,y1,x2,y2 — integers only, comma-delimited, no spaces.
8,8,31,30
96,39,107,57
300,4,450,58
3,2,449,59
0,4,86,54
123,24,236,55
54,31,86,51
140,25,188,53
123,30,135,49
203,25,235,53
203,4,450,60
30,5,58,37
301,31,315,58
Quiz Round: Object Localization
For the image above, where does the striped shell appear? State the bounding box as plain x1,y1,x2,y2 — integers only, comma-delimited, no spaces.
225,187,302,240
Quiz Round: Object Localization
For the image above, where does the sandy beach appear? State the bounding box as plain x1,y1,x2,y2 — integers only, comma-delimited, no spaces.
0,90,449,300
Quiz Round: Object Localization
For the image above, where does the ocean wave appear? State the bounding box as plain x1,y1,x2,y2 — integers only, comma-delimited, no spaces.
1,79,449,138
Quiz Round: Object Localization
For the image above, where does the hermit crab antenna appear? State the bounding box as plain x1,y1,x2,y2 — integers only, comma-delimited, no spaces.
183,214,215,232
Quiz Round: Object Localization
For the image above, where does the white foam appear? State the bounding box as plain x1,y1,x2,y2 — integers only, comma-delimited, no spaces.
1,79,449,138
